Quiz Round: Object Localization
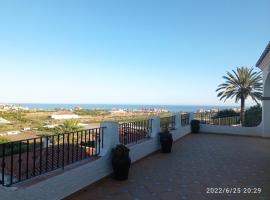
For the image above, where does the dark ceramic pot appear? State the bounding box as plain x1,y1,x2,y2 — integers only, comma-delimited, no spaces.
159,132,173,153
112,155,131,180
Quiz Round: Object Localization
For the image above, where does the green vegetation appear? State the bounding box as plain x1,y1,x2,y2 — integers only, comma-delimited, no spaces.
0,108,169,142
74,109,110,116
57,119,82,133
214,109,239,118
216,67,263,124
244,105,262,127
112,144,130,157
0,136,10,144
0,110,46,132
0,110,26,121
0,140,41,156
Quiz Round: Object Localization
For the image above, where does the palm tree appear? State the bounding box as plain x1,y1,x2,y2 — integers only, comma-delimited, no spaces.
216,67,263,124
57,119,82,133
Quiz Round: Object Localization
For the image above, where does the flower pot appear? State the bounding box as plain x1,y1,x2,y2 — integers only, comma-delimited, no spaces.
159,132,173,153
112,155,131,180
191,120,200,133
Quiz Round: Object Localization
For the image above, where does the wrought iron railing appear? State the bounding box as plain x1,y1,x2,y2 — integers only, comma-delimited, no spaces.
193,112,240,126
160,116,176,130
119,119,152,145
181,113,190,126
0,127,105,186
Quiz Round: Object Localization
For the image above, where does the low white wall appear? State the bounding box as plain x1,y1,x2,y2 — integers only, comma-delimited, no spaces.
129,116,190,163
1,154,114,200
0,121,120,200
0,115,191,200
200,124,263,137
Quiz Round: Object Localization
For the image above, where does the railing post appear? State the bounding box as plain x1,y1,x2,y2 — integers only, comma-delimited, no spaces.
148,116,160,138
99,121,119,156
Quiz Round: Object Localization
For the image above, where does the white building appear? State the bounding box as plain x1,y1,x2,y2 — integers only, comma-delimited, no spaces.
256,41,270,137
49,114,80,120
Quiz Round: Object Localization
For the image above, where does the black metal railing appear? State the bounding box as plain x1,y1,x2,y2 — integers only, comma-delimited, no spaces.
193,112,240,126
181,113,190,126
119,119,152,145
160,116,176,130
0,127,105,186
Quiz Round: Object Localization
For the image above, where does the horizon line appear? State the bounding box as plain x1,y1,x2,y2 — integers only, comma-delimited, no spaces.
1,102,241,107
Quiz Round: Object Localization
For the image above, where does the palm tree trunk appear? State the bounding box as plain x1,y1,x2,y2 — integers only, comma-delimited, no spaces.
240,97,245,125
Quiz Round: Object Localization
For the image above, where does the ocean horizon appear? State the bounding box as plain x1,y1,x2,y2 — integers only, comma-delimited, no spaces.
10,103,237,113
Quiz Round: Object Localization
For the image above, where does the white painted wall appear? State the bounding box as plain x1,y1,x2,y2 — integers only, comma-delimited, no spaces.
262,70,270,137
200,124,263,137
0,115,191,200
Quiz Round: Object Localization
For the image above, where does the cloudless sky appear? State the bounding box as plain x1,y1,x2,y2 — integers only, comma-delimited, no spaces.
0,0,269,106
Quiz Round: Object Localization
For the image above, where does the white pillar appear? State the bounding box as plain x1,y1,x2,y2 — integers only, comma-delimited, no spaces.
149,116,160,138
262,70,270,137
189,112,194,123
174,113,181,129
99,121,119,156
42,136,50,148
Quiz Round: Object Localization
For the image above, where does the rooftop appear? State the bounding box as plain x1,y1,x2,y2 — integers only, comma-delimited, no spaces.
256,41,270,68
66,133,270,200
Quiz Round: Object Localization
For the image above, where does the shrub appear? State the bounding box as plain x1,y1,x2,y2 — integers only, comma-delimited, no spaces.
0,136,10,144
80,141,96,148
112,144,130,157
244,105,262,127
213,109,239,118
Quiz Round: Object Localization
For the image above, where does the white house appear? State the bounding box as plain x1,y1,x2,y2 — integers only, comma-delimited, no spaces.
256,41,270,137
49,114,80,120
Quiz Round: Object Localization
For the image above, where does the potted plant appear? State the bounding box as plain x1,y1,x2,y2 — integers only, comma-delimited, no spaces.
159,127,173,153
191,120,200,133
112,144,131,180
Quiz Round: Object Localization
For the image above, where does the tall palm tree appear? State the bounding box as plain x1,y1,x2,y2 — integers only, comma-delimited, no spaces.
216,67,263,124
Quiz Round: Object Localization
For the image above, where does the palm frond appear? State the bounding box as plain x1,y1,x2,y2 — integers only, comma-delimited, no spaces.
216,67,263,103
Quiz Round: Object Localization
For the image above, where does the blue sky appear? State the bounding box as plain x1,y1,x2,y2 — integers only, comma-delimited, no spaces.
0,0,269,106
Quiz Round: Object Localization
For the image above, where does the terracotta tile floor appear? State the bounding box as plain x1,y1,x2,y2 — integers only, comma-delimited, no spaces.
65,133,270,200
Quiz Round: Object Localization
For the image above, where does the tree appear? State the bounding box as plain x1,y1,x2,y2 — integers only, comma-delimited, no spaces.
214,109,239,118
216,67,263,124
244,105,262,127
57,119,82,133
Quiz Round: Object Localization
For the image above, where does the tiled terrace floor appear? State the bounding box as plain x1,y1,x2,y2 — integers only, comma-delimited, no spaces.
65,133,270,200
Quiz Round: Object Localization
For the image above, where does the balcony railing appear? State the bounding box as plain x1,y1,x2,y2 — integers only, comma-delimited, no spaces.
119,120,152,145
0,127,105,187
160,116,176,130
193,112,240,126
181,113,190,126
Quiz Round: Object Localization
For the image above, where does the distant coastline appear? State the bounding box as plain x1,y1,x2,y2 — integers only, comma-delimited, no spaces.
11,103,236,112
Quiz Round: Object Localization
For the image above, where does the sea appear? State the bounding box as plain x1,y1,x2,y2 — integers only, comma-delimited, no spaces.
17,104,236,113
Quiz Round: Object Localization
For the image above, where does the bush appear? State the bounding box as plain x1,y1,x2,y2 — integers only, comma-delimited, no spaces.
112,144,130,157
213,109,239,118
74,109,110,116
0,136,10,144
190,120,200,133
0,140,41,157
244,105,262,127
80,141,96,148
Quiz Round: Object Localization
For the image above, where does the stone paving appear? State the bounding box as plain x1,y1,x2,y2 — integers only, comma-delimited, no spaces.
65,133,270,200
